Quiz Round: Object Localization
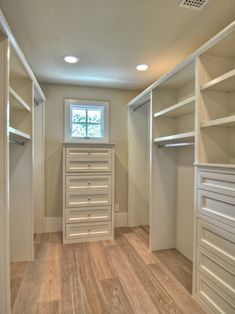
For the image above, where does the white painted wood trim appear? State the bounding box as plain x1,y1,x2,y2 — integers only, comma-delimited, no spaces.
0,38,11,314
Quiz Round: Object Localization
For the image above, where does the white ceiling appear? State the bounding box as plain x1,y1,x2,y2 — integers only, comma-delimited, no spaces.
0,0,234,90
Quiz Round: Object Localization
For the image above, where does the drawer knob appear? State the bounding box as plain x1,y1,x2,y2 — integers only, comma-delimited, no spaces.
88,164,91,167
88,182,91,185
87,229,91,232
87,214,90,217
88,198,91,201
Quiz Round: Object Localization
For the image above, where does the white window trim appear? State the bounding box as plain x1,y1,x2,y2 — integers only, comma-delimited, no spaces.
64,98,109,143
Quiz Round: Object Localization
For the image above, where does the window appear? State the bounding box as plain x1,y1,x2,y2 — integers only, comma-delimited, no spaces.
64,99,109,143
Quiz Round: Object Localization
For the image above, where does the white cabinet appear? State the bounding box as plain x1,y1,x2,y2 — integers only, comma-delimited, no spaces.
63,144,114,243
195,166,235,312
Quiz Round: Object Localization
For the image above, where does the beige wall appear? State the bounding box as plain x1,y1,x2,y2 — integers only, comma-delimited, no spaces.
41,83,138,218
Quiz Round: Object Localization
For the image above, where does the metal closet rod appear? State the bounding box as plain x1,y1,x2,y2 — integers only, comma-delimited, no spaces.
158,142,195,148
9,139,25,146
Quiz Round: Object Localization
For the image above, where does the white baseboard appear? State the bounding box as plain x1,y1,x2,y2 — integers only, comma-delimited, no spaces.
43,217,62,232
114,212,128,227
42,212,127,233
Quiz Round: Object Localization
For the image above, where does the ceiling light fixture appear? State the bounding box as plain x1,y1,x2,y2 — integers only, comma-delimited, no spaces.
136,64,149,71
63,55,80,64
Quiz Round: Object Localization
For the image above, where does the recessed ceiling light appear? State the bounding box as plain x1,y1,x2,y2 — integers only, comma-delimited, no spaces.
136,64,149,71
63,55,80,64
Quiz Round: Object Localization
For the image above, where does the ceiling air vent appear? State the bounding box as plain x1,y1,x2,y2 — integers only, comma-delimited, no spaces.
179,0,210,10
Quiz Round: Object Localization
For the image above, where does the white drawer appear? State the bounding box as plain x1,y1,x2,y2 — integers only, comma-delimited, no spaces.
196,272,235,314
65,206,111,223
66,147,112,158
197,246,235,298
197,219,235,266
65,222,112,240
198,170,235,197
66,191,111,207
65,175,111,193
197,190,235,229
66,157,112,173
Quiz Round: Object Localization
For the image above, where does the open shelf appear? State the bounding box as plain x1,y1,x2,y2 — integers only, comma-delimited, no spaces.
9,87,31,112
194,163,235,169
201,115,235,128
201,69,235,92
154,96,195,118
9,126,31,142
154,131,195,145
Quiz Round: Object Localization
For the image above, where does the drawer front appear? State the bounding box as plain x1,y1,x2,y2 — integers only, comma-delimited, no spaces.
197,190,235,229
66,222,112,239
198,170,235,197
196,273,235,314
66,191,111,207
197,219,235,266
197,246,235,298
66,157,111,173
65,206,111,223
65,175,111,193
66,147,112,158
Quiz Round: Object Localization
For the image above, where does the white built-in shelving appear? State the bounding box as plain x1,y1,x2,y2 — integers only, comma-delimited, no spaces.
154,131,195,145
201,68,235,92
9,126,31,142
9,87,31,112
153,96,195,118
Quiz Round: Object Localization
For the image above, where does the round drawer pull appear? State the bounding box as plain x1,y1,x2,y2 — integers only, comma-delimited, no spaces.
88,164,91,167
87,229,91,232
88,198,91,201
87,214,91,217
88,182,91,185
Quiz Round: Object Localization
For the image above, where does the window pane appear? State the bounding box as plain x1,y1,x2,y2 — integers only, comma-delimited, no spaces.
87,124,102,138
72,109,86,123
71,123,86,137
87,109,102,124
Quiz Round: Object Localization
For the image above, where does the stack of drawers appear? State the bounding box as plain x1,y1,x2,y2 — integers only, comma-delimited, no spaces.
194,166,235,313
63,144,114,243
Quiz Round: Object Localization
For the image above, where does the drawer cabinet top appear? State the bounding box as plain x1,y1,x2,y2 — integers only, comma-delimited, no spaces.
66,147,113,158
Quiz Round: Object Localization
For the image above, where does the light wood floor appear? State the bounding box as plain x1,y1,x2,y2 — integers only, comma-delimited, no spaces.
11,227,204,314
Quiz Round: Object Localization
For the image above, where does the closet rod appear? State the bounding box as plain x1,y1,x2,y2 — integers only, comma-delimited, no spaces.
9,139,24,146
133,100,150,111
158,142,194,148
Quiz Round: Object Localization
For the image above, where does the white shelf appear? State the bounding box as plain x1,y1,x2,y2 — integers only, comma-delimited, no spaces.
153,96,195,118
201,115,235,128
201,69,235,92
154,131,195,144
9,87,31,112
9,127,31,142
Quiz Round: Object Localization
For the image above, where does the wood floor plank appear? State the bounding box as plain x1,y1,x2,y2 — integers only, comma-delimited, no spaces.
153,249,192,293
39,243,61,302
101,277,134,314
124,232,155,265
107,244,158,314
149,261,204,313
88,241,116,280
12,243,48,314
116,231,183,314
11,227,205,314
37,300,61,314
61,244,85,314
74,242,107,314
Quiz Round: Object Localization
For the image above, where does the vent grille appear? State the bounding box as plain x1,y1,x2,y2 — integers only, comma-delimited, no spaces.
179,0,210,10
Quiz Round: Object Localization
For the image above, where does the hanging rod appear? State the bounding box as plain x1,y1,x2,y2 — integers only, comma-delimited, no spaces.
158,142,195,148
9,139,25,146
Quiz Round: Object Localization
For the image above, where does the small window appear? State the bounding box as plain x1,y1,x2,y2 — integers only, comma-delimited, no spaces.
64,99,109,143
